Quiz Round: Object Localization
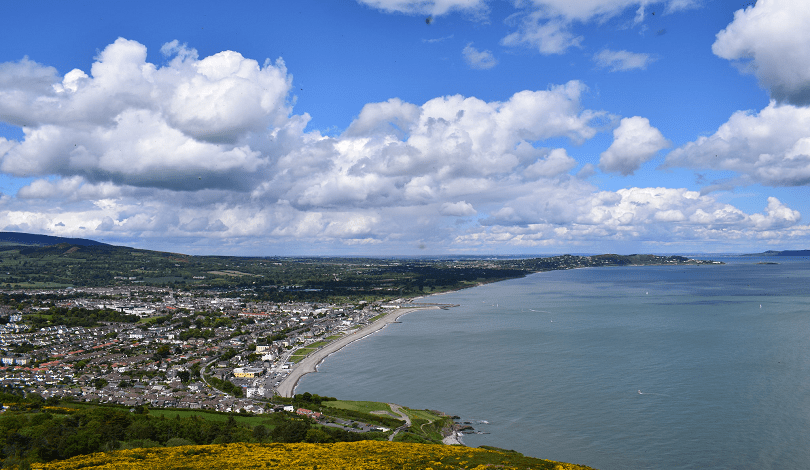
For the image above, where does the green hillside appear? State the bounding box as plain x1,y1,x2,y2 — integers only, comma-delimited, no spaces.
0,238,719,301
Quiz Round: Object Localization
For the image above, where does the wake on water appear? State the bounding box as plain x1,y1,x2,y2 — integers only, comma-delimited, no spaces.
637,390,669,397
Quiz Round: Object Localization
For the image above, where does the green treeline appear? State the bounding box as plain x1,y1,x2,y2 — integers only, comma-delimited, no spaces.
0,400,385,468
204,375,243,397
26,307,140,328
178,328,215,341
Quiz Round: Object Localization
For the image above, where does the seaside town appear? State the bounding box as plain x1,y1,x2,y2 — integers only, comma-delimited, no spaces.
0,237,737,468
0,285,415,414
0,244,723,417
0,239,724,432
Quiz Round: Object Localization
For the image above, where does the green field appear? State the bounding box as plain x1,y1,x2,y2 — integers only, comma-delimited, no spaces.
147,408,270,426
288,340,331,362
319,402,453,443
49,403,273,426
401,407,449,442
402,408,443,422
368,312,390,322
322,400,393,414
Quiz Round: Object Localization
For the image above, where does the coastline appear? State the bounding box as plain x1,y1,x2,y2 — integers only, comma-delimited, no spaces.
275,259,730,456
276,305,438,398
442,430,465,446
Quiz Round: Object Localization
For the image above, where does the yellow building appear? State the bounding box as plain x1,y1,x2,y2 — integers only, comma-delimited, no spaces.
232,367,264,378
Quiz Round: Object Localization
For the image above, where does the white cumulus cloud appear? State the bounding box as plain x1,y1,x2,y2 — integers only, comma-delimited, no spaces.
599,117,669,175
524,148,577,179
440,201,477,216
467,186,804,250
664,102,810,187
0,38,300,191
713,0,810,106
0,38,806,254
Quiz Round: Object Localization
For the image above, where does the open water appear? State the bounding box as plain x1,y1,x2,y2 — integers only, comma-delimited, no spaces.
297,256,810,469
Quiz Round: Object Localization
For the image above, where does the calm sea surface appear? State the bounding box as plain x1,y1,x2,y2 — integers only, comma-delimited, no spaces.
297,256,810,470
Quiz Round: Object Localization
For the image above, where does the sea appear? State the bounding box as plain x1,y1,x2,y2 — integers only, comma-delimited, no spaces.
297,255,810,470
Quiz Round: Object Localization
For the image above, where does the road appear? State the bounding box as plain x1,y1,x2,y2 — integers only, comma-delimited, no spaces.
199,358,228,396
388,403,411,441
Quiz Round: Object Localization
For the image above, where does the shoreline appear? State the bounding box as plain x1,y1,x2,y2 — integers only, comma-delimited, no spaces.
276,305,439,398
442,430,465,446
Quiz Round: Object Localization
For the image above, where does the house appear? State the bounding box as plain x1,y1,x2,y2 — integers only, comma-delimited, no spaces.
296,408,323,420
1,356,29,366
246,385,265,398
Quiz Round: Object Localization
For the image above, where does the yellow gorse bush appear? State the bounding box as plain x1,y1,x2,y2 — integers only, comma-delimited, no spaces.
42,406,77,413
30,441,596,470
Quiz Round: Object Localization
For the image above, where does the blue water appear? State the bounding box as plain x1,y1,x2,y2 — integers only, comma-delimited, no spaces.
298,256,810,469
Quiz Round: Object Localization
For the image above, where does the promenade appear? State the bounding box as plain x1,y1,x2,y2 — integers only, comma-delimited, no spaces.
276,305,438,397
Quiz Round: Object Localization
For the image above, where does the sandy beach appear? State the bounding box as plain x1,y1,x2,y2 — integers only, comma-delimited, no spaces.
276,305,438,398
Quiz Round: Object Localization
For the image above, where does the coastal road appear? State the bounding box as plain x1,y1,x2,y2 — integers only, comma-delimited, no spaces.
388,403,411,441
275,306,437,398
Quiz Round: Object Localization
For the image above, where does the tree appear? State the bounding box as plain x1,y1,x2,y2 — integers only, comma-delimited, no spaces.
92,378,108,389
252,424,268,441
305,428,334,443
155,345,172,359
270,420,310,443
190,362,201,379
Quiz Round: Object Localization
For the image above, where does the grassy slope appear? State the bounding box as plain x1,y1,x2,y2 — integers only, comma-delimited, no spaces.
322,400,394,414
321,400,454,444
145,408,270,426
30,441,597,469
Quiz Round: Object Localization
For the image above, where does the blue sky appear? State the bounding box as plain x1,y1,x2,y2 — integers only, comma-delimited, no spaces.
1,0,808,255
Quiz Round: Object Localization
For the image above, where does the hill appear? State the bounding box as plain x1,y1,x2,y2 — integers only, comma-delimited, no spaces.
0,231,110,247
0,397,594,470
29,441,595,469
0,233,720,298
761,249,810,256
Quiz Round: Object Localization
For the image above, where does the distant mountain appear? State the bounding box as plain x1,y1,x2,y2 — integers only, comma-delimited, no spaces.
760,249,810,256
0,231,110,247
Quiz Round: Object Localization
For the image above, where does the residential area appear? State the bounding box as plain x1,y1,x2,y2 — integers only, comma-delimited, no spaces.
0,285,401,413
